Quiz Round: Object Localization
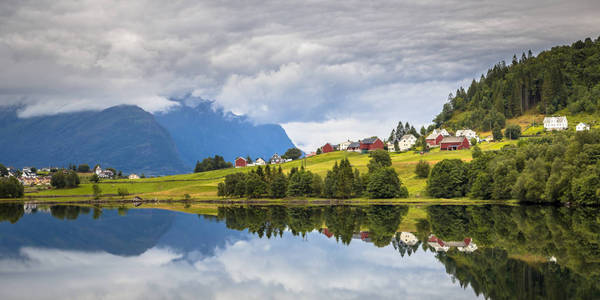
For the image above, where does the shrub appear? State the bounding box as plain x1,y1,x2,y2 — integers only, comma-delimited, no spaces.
415,160,430,178
367,167,408,199
504,124,521,140
92,184,102,199
427,159,468,198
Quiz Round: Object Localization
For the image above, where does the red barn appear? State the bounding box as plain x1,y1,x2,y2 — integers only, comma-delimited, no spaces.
234,157,247,168
426,133,444,146
359,137,384,152
440,136,470,150
321,143,334,153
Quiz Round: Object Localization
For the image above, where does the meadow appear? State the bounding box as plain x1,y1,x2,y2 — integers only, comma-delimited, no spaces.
17,140,518,202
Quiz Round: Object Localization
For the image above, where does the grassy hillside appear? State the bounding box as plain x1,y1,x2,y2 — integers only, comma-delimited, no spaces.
19,140,517,201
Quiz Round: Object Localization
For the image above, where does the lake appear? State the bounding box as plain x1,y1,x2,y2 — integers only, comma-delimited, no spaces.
0,203,598,299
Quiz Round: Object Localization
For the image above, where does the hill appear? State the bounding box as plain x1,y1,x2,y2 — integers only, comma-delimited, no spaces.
154,99,296,167
434,37,600,131
0,105,187,175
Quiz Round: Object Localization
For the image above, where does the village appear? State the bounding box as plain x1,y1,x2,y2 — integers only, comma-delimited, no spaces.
232,115,590,168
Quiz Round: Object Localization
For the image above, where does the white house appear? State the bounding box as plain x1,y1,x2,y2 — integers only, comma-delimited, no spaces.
456,129,479,142
576,122,590,131
128,174,140,180
254,158,266,166
543,116,568,131
338,140,352,151
94,165,114,179
270,153,284,164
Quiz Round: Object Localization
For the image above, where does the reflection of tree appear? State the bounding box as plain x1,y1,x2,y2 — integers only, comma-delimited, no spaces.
0,203,24,224
324,206,366,245
366,205,408,247
437,248,600,300
50,205,91,220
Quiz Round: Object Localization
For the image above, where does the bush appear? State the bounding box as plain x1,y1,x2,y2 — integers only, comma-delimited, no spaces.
89,173,99,183
92,184,102,199
427,159,468,198
0,176,24,198
504,124,521,140
283,148,302,160
415,160,430,178
367,168,408,199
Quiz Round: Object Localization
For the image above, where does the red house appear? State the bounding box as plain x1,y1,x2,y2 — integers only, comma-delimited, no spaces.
234,157,247,168
321,143,334,153
359,138,384,152
426,133,444,146
440,136,470,150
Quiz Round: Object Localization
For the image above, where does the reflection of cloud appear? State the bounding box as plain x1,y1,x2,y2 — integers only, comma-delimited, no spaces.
0,233,481,299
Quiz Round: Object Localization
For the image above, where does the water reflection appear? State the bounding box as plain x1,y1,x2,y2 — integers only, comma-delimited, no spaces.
0,203,598,299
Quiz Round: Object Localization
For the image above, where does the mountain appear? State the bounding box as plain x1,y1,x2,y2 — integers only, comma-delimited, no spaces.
0,105,186,175
434,37,600,131
154,100,296,166
0,100,296,174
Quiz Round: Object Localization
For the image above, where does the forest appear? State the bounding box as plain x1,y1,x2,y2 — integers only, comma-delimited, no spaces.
434,37,600,131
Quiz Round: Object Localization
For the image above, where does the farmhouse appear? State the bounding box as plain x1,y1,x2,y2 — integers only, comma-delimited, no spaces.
338,140,352,151
321,143,334,153
426,129,450,146
440,136,470,150
270,153,284,164
347,142,361,152
576,122,590,131
128,174,140,180
399,232,419,246
359,137,384,152
455,129,479,142
254,158,266,165
94,165,114,178
235,157,247,168
543,116,568,131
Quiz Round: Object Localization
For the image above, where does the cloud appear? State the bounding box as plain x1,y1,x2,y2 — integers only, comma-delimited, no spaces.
0,0,598,145
0,232,482,299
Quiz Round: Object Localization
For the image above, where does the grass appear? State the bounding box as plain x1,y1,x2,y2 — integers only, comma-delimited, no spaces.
8,139,520,204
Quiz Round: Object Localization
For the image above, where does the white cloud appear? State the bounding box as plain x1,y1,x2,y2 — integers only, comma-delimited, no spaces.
0,232,482,299
0,0,599,146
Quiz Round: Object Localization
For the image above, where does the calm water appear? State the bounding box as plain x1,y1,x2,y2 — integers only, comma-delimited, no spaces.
0,204,598,300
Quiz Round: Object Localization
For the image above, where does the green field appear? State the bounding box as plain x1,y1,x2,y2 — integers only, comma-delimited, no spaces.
11,140,518,202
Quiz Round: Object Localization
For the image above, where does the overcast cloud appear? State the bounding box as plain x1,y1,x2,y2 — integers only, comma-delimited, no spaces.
0,0,599,150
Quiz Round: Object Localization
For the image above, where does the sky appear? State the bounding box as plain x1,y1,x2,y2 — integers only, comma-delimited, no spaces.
0,0,599,151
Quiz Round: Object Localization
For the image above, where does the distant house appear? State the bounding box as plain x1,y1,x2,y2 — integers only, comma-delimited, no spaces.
398,134,417,151
254,158,266,166
359,137,384,152
321,143,334,153
440,136,470,150
339,141,352,151
455,129,479,142
347,142,361,152
128,174,140,180
235,157,247,168
94,165,114,179
427,235,450,252
270,153,284,164
576,122,590,131
426,129,450,146
544,116,568,131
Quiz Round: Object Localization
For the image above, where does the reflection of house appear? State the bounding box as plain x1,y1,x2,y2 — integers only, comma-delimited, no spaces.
322,228,334,238
428,235,477,253
399,232,419,246
544,116,568,131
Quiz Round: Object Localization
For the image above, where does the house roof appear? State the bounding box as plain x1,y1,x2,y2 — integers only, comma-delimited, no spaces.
544,116,568,122
236,157,246,161
441,136,467,143
426,132,442,140
400,134,416,141
361,137,379,144
348,142,360,148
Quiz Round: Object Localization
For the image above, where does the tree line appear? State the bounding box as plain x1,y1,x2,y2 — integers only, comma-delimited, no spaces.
434,37,600,132
425,130,600,205
218,150,409,199
194,155,233,173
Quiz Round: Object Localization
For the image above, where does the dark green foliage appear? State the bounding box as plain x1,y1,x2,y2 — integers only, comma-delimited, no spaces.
245,173,267,198
367,150,392,172
50,170,80,189
89,173,99,183
433,38,600,130
0,164,7,177
0,176,24,198
316,148,322,155
194,155,233,173
323,159,356,199
92,184,102,199
0,203,24,223
415,160,430,178
77,164,90,173
367,168,408,199
427,159,468,198
504,124,521,139
269,173,288,198
283,148,302,160
492,126,503,141
367,205,409,247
